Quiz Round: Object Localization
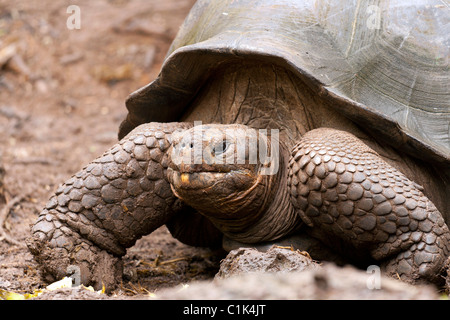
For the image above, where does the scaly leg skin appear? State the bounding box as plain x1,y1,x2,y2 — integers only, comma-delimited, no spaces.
288,128,450,285
27,122,192,291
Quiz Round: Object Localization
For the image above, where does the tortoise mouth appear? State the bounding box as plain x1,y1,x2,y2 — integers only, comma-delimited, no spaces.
173,163,233,174
167,167,254,191
169,169,227,190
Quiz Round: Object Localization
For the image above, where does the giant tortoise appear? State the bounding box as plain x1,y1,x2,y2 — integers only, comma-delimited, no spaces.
27,0,450,291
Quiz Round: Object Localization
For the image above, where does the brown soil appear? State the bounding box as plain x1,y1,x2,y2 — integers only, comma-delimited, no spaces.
0,0,227,299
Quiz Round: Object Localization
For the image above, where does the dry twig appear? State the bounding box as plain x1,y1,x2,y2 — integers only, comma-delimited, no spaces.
0,195,26,247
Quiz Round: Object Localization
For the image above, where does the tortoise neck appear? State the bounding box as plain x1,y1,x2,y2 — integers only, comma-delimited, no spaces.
206,146,302,243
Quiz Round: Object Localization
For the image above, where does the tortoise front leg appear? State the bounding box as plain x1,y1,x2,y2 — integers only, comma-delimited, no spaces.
27,122,192,291
288,128,450,285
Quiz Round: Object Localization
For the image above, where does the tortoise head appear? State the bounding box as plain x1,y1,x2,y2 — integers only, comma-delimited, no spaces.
167,124,280,220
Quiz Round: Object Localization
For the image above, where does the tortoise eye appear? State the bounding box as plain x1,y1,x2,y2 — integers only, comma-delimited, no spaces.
213,141,229,155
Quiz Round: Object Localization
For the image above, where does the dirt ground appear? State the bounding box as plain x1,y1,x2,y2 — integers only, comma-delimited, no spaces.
0,0,228,299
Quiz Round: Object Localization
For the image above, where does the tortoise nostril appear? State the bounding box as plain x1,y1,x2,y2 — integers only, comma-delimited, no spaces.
178,142,193,149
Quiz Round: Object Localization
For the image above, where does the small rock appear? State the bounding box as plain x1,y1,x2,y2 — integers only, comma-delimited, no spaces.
216,246,320,279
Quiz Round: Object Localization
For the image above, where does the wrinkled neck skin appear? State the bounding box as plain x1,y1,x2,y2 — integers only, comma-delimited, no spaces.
208,146,302,243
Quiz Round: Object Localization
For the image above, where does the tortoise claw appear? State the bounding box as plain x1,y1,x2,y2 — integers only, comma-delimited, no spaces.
27,213,122,292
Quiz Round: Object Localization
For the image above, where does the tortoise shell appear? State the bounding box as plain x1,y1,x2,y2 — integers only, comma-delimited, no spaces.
119,0,449,169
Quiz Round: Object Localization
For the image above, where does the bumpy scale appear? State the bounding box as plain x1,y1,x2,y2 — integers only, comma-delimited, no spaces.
27,122,192,289
288,128,450,283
